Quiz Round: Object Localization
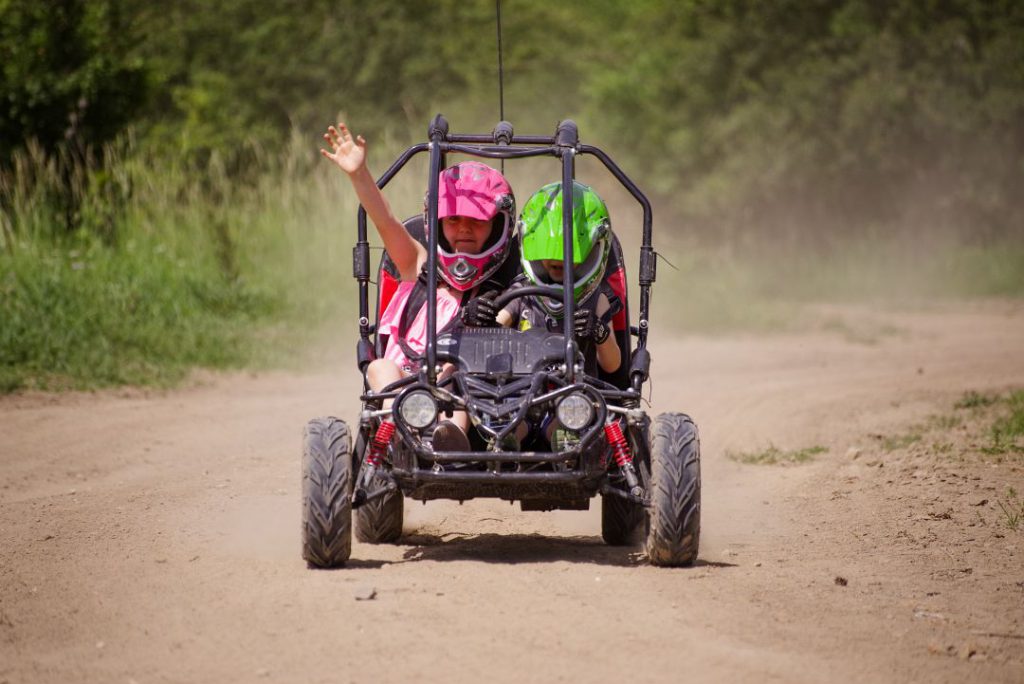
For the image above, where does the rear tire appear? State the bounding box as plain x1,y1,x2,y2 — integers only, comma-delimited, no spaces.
353,433,404,543
601,490,645,546
301,417,353,567
645,413,701,567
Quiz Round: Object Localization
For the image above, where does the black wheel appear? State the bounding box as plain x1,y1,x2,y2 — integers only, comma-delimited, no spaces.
301,417,352,567
602,420,649,546
601,488,645,546
645,412,701,567
353,433,404,543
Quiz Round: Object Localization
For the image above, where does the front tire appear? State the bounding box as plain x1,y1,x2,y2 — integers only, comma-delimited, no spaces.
353,433,404,543
645,413,701,567
301,417,353,567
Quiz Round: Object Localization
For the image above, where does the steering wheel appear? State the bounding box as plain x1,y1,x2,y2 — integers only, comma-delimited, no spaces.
492,285,564,311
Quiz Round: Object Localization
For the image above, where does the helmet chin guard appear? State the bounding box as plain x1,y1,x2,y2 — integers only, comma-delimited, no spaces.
448,257,479,285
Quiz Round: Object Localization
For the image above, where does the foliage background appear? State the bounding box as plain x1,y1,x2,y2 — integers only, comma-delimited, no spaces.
2,0,1023,390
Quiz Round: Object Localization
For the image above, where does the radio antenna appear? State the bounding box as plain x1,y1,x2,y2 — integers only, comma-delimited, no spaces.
496,0,506,173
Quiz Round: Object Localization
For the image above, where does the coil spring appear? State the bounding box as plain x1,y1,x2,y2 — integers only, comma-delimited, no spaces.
604,421,633,468
366,420,395,468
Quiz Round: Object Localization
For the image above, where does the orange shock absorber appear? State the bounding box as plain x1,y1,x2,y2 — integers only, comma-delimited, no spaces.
604,421,633,467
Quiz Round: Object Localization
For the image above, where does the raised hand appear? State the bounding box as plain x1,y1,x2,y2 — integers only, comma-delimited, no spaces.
320,122,366,175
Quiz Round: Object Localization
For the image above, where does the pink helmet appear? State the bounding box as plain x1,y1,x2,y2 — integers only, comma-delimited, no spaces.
431,161,515,291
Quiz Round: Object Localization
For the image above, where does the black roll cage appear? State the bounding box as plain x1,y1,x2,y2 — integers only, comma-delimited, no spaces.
353,114,656,391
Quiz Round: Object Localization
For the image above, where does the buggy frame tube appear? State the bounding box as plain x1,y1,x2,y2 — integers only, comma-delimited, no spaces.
423,140,444,383
560,148,577,382
392,469,602,485
446,134,556,145
441,143,558,160
577,144,654,350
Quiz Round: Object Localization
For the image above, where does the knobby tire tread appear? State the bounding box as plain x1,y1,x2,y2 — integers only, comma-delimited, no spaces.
602,489,645,546
353,435,404,543
645,412,701,567
301,417,353,567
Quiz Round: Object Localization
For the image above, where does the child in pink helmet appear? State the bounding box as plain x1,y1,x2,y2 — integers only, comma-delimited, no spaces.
321,122,515,451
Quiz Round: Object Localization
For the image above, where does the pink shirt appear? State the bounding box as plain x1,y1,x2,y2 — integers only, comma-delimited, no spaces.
378,281,461,372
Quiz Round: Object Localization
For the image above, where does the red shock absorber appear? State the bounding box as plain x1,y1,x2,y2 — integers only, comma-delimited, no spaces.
604,421,633,467
605,420,642,496
366,420,396,468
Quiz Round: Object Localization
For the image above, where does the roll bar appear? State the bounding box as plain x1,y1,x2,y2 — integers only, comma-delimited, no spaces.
353,114,655,389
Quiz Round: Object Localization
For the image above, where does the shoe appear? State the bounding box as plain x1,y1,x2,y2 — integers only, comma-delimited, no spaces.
431,421,471,452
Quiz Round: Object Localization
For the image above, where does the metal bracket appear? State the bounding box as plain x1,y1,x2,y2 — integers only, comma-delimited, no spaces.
600,483,649,507
352,477,398,509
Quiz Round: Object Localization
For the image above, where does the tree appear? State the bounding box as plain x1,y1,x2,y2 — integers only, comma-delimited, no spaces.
0,0,148,162
586,0,1024,242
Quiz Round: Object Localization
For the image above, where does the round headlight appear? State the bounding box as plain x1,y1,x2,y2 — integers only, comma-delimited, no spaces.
399,391,437,429
556,393,594,432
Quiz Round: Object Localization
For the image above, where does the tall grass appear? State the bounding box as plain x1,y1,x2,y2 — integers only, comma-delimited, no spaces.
0,133,423,392
2,132,1023,392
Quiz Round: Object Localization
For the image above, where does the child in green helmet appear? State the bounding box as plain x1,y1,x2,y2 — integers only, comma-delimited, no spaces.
464,180,622,376
467,180,623,450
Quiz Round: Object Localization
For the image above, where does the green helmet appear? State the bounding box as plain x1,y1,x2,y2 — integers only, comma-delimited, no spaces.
519,181,611,317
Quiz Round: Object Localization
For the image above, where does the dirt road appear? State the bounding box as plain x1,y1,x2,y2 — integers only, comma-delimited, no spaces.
2,302,1023,683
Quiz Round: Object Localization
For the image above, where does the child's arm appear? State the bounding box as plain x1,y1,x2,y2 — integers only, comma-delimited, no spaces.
462,296,515,327
321,123,426,282
495,283,525,328
464,282,519,328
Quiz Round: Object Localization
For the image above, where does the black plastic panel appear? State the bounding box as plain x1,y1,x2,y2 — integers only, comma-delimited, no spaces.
437,328,568,374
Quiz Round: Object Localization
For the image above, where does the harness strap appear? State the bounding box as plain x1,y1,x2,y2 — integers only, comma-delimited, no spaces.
599,280,623,326
394,269,502,364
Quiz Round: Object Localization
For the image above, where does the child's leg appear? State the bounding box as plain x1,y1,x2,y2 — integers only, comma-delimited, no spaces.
433,363,471,450
437,363,470,432
366,358,405,408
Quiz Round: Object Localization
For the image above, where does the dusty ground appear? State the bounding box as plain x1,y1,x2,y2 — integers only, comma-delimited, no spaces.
1,301,1023,683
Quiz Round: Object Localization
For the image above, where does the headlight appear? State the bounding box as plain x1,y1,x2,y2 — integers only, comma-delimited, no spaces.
398,390,437,429
556,393,594,432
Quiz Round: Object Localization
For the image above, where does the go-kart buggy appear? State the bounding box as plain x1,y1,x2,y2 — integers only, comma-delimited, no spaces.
302,116,700,567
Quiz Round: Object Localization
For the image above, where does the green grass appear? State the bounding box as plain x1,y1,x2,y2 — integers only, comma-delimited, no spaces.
3,131,1024,391
987,390,1024,455
997,487,1024,532
881,433,922,452
991,391,1024,443
0,238,276,390
872,390,1023,463
925,413,963,430
728,444,827,465
0,135,421,391
955,391,1000,410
